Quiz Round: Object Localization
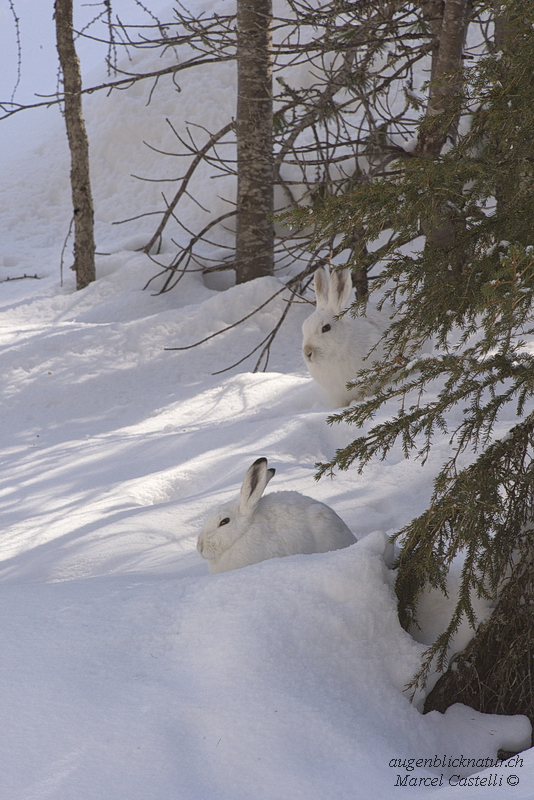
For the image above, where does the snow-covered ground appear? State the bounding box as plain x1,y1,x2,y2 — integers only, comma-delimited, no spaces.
0,3,532,797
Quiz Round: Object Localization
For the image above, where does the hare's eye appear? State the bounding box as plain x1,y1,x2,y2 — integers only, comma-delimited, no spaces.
219,517,230,527
321,323,331,333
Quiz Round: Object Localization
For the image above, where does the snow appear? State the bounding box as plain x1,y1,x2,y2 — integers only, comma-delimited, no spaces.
0,1,532,797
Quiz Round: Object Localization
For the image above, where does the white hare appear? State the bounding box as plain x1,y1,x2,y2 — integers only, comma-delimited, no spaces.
302,266,388,407
197,457,356,573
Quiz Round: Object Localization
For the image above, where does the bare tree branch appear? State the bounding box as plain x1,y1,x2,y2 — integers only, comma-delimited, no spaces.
143,121,234,255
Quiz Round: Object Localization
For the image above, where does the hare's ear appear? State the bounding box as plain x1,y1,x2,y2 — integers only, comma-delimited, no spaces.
313,267,329,308
328,268,353,313
238,458,274,515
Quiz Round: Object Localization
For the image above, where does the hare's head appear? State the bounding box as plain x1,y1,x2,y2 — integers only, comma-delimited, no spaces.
302,266,355,370
197,458,275,561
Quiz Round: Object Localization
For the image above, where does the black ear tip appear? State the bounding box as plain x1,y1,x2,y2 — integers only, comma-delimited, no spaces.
252,457,268,467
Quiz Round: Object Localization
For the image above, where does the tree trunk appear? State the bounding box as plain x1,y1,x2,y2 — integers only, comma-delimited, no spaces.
417,0,470,268
55,0,96,290
235,0,274,284
418,0,470,158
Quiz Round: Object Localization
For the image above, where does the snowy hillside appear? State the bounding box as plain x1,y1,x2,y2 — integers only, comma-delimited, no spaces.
0,2,532,797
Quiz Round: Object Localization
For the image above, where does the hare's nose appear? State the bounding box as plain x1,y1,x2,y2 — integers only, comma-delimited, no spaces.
303,346,313,360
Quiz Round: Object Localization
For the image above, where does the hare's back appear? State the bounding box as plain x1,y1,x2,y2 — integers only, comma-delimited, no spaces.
257,492,356,552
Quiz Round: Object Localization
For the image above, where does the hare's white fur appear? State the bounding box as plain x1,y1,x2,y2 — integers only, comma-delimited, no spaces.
197,457,356,573
302,266,388,407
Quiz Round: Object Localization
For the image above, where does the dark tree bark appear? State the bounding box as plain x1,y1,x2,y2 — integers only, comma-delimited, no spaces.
418,0,470,158
235,0,274,284
417,0,470,268
55,0,96,290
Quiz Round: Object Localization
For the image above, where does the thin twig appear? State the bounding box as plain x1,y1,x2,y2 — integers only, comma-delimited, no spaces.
7,0,22,103
143,121,234,254
59,214,75,287
163,283,291,351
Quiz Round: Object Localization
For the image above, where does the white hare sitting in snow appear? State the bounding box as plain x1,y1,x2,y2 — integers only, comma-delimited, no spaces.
302,266,389,407
197,457,356,573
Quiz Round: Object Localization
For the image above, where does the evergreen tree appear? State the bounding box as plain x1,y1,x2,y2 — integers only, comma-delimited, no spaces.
287,0,534,728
